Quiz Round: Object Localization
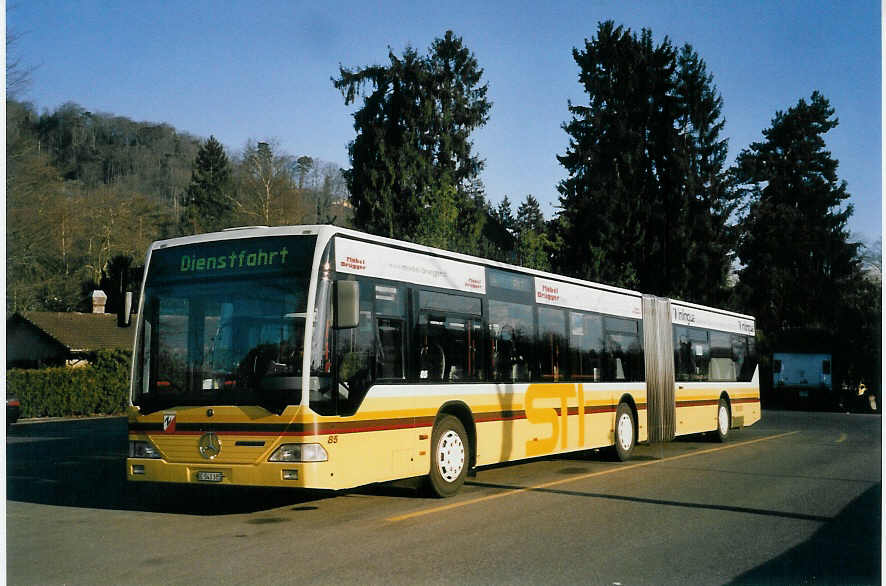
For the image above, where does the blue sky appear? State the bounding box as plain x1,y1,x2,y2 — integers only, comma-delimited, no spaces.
9,0,882,242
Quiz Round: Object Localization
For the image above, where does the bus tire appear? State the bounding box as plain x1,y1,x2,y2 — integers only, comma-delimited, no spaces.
714,398,730,443
425,415,469,498
612,402,635,461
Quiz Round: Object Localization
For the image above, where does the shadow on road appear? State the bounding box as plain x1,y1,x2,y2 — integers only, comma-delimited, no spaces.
6,418,330,515
465,479,834,523
730,483,881,585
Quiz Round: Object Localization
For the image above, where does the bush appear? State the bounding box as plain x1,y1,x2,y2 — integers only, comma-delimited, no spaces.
8,349,132,418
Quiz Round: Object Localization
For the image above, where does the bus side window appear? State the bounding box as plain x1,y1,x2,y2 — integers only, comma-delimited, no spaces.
436,316,482,381
604,317,643,382
709,331,736,382
692,330,711,381
488,300,534,382
538,307,567,381
413,291,483,383
377,318,405,379
731,334,748,381
568,311,605,382
674,326,691,382
738,335,758,382
677,328,710,381
374,285,406,381
417,314,447,381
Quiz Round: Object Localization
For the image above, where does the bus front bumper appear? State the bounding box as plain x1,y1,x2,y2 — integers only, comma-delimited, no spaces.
127,458,338,490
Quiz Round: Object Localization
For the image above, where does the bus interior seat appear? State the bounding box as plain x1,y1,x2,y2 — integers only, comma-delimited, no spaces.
709,357,736,382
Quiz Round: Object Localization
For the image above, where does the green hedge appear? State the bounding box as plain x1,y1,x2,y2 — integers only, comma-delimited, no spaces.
7,349,132,418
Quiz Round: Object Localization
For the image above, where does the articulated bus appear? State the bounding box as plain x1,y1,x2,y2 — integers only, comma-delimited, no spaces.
127,225,760,497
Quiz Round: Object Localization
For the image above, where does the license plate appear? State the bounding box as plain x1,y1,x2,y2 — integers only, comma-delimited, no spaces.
799,391,809,398
196,471,224,482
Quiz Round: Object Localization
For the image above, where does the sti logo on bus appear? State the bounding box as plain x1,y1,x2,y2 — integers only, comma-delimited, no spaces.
179,247,289,273
162,413,176,433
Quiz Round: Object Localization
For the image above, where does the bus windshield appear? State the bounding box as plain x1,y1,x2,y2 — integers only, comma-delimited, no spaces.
132,235,317,414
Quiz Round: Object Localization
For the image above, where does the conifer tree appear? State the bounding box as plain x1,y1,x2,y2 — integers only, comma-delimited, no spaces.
733,92,859,334
514,195,552,270
516,195,545,234
494,196,516,236
333,31,491,251
480,196,516,262
181,135,233,234
555,22,733,303
675,45,736,305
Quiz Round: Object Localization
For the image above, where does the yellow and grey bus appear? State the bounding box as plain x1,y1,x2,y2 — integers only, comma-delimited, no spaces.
127,225,760,496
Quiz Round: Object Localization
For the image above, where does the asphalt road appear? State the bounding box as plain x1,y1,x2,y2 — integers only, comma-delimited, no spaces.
6,409,881,585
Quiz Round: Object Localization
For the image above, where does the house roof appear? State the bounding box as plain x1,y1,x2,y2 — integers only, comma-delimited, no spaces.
13,311,135,353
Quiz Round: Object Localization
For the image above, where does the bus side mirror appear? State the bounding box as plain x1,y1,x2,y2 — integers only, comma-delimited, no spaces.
117,291,133,328
334,281,359,329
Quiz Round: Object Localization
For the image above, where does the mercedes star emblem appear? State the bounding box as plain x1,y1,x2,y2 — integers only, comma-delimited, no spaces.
198,432,221,460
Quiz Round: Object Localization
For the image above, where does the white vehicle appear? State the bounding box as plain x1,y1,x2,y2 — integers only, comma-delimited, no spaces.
772,352,832,401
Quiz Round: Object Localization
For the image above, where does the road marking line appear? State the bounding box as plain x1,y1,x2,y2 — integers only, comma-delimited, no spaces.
386,431,800,522
836,433,847,443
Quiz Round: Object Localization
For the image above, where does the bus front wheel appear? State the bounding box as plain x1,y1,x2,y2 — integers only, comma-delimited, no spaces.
425,415,468,498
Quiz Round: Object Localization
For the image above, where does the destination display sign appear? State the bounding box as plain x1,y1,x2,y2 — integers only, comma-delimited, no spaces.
335,238,486,294
533,277,642,319
147,235,317,282
671,303,755,336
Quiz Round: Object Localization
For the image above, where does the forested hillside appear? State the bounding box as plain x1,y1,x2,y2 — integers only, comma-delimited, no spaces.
6,100,349,313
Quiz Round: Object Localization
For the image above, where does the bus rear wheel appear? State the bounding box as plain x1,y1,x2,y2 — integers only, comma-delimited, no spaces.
425,415,468,498
612,403,635,461
714,398,730,443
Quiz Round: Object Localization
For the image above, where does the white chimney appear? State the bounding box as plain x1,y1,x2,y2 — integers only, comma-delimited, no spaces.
91,290,108,314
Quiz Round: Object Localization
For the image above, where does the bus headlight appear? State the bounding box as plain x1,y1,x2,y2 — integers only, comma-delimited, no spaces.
129,440,163,459
268,443,328,462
